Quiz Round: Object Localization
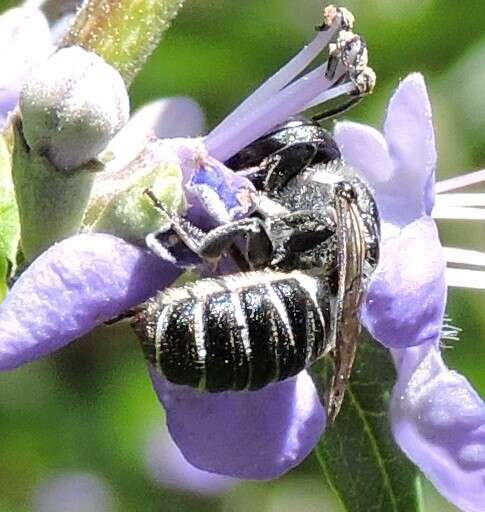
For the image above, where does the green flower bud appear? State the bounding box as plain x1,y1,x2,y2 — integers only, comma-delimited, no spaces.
92,163,185,245
19,46,129,171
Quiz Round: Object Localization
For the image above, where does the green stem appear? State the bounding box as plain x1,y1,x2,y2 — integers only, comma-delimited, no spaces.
63,0,186,86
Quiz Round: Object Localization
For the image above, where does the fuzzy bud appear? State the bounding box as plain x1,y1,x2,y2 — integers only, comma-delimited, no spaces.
19,46,129,171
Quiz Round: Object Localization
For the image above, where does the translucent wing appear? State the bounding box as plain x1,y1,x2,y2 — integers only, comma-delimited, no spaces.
326,188,367,423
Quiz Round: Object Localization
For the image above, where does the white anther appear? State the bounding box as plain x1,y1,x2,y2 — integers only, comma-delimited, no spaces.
321,5,355,31
354,66,376,95
331,31,368,71
337,7,355,30
326,31,370,84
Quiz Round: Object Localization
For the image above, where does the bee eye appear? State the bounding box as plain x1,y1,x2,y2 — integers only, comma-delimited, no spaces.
226,119,340,192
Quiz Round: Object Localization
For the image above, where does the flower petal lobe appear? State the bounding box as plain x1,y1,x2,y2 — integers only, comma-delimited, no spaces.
0,233,179,370
334,120,393,185
150,369,326,480
363,216,446,348
384,73,437,217
391,343,485,512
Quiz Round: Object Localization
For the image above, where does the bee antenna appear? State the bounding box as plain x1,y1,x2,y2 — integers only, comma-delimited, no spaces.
312,95,362,122
143,188,170,214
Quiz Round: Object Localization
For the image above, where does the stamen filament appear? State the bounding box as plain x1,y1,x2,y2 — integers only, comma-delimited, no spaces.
432,205,485,220
209,28,340,140
443,247,485,268
434,193,485,207
445,268,485,289
435,169,485,193
206,62,342,162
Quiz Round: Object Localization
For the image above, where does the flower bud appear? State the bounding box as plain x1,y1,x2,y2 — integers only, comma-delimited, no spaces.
93,163,185,245
19,46,129,171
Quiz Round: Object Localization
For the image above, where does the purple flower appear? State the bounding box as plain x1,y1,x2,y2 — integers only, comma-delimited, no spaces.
0,4,54,128
0,0,83,129
1,7,485,511
335,73,485,512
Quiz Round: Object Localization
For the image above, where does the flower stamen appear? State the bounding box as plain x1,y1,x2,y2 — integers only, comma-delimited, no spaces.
212,4,355,137
433,206,485,220
443,246,485,289
434,193,485,207
445,268,485,289
443,247,485,268
435,168,485,193
205,5,375,163
430,169,485,288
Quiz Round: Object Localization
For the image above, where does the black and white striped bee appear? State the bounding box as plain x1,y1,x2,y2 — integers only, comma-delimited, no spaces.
132,118,380,421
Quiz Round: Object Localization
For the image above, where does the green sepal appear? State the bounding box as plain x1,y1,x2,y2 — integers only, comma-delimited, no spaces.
63,0,186,86
0,133,20,293
11,119,96,261
92,163,184,244
0,257,8,302
313,335,423,512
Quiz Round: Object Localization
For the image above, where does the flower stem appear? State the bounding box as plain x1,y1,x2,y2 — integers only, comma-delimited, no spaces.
63,0,185,86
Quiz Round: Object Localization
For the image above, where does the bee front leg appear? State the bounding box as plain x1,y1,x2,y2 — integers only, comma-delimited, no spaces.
144,189,272,269
196,217,273,269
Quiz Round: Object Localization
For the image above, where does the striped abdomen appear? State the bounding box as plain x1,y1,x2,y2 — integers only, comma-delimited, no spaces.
133,271,333,392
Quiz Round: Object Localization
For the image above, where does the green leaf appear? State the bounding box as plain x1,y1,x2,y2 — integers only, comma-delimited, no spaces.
63,0,186,85
314,335,423,512
0,134,19,276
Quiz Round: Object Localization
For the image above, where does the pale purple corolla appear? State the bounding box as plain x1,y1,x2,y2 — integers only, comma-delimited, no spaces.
0,3,53,127
334,73,485,512
0,8,484,512
0,0,83,128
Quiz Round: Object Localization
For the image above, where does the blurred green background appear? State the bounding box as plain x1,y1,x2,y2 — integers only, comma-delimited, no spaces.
1,0,485,510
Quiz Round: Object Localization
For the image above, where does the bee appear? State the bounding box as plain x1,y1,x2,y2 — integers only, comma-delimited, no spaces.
132,118,380,422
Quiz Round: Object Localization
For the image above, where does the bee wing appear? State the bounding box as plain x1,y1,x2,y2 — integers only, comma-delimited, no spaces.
326,192,367,423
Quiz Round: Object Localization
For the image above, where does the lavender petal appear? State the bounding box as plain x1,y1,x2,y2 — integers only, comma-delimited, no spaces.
103,98,205,174
333,120,409,225
362,216,446,348
187,156,257,225
383,73,437,217
150,369,326,479
334,121,393,186
0,233,179,370
391,342,485,512
0,6,53,125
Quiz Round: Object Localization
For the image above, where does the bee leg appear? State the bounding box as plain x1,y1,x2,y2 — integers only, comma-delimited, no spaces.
261,143,317,193
144,188,272,268
144,188,207,252
145,231,181,265
197,217,273,269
